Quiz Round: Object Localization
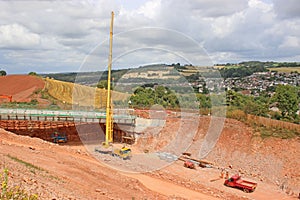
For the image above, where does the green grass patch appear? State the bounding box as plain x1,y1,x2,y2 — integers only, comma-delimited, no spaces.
227,109,299,139
6,155,61,182
255,126,299,139
6,154,44,172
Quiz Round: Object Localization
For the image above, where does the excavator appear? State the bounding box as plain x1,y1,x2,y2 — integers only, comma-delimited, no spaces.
95,11,131,160
0,95,12,102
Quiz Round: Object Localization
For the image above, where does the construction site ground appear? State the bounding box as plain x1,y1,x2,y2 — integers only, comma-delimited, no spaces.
0,75,299,199
1,115,299,199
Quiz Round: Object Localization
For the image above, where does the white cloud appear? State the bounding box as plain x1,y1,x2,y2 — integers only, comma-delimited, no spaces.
273,0,300,19
280,36,300,48
137,0,161,19
0,0,299,74
248,0,273,12
0,24,40,49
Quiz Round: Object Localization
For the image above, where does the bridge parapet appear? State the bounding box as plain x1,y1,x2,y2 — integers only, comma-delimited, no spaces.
0,108,136,125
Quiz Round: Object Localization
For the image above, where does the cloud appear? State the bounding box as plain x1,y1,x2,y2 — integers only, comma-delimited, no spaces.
0,0,299,74
273,0,300,19
0,24,40,49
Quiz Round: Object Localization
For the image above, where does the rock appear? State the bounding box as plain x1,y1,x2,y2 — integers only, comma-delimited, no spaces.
29,146,36,150
95,189,106,195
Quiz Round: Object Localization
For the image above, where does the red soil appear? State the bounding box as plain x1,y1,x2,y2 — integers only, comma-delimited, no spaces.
0,75,45,102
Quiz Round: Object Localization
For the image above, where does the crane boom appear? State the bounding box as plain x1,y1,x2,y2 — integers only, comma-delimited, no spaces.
104,11,114,147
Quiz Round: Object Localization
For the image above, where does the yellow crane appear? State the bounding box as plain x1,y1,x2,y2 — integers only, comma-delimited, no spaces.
98,11,131,160
103,11,114,147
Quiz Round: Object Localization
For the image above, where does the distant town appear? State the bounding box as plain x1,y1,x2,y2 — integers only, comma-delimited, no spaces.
197,71,300,96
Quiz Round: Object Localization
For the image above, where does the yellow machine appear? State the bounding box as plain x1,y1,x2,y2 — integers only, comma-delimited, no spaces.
100,11,132,159
112,146,132,160
103,11,114,148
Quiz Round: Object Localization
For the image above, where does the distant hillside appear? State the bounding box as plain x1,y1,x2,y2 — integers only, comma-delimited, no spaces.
42,69,129,86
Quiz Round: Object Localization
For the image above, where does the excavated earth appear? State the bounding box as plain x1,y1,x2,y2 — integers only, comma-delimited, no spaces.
0,115,299,199
0,75,45,102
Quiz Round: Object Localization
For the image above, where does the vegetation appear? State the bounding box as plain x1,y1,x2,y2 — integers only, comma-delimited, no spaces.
215,61,300,78
0,70,7,76
255,126,299,139
226,86,300,124
268,67,300,73
129,85,179,108
0,100,39,109
42,69,129,86
271,85,299,121
6,154,44,173
226,110,300,139
1,168,38,200
219,64,267,79
28,72,38,76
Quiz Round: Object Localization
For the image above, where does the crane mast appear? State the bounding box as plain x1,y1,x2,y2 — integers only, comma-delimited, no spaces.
104,11,114,147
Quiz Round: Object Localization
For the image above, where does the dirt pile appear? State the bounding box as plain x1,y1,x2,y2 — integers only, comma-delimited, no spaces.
0,75,44,102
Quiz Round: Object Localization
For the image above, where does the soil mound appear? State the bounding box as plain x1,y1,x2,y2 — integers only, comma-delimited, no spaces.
0,75,44,102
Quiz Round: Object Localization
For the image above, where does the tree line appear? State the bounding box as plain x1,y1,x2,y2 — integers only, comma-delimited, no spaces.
127,84,299,123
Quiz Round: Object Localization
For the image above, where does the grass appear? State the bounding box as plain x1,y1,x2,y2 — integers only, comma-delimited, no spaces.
6,154,61,182
1,168,38,200
268,67,300,73
6,154,44,173
254,126,299,139
226,109,300,139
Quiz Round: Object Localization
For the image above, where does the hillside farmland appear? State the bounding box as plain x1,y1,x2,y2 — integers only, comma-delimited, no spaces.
44,78,130,108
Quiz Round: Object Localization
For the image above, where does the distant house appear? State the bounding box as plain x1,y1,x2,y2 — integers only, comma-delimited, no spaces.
239,90,251,96
269,102,279,112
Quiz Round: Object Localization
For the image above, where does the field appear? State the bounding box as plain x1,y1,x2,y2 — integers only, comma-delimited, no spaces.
268,67,300,73
44,78,130,108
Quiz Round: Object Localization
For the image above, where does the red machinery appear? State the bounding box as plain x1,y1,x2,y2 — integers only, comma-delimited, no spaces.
224,174,257,193
0,95,12,102
183,160,196,169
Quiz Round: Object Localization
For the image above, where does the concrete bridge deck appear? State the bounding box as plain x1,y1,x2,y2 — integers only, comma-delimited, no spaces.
0,108,136,124
0,108,136,143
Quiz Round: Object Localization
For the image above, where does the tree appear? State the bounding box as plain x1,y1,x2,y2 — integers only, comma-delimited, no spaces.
0,70,7,76
28,72,37,76
97,80,109,89
272,85,299,120
129,85,179,108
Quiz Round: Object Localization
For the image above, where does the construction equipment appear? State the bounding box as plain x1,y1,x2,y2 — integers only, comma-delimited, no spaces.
95,11,132,158
0,95,12,102
180,154,214,168
51,132,67,143
112,146,132,160
183,160,196,169
102,11,114,148
224,174,257,193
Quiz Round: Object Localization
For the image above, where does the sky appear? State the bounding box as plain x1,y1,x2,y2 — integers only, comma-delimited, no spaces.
0,0,299,74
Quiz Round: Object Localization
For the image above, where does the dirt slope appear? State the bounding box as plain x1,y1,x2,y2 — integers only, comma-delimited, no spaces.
1,116,298,199
0,75,44,102
0,128,225,199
